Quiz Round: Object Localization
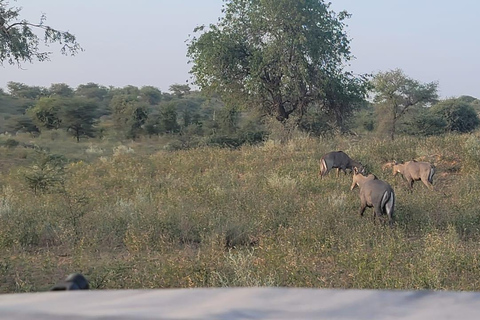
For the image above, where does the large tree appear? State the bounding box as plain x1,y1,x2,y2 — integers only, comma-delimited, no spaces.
371,69,438,140
187,0,368,128
0,0,82,66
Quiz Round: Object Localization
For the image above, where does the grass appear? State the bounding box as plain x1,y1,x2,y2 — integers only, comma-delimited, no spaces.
1,131,480,292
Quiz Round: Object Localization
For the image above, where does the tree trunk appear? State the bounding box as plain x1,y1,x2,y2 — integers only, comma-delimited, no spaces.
390,112,397,141
276,102,288,122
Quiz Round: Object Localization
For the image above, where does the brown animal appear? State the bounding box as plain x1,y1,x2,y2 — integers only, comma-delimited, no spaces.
320,151,365,179
350,170,377,191
351,169,395,225
392,160,435,190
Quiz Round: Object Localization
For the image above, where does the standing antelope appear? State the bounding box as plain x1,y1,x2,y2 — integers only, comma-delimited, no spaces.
351,169,395,226
391,160,435,190
320,151,365,179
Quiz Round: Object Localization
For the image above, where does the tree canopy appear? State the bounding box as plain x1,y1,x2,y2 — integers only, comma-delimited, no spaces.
430,98,480,133
0,0,82,66
371,69,438,140
187,0,368,127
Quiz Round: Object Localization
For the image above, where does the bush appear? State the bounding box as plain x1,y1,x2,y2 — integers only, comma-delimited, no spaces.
4,138,19,148
430,98,480,133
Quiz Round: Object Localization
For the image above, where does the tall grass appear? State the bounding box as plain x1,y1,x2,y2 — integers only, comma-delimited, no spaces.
1,132,480,292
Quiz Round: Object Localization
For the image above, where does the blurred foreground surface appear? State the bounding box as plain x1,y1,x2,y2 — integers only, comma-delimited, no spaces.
0,288,479,319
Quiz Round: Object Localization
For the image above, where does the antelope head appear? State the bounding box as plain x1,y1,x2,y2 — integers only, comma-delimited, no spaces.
392,161,403,176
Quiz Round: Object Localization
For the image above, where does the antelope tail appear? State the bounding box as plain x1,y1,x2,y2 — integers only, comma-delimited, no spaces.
320,158,327,176
381,190,395,219
428,166,435,184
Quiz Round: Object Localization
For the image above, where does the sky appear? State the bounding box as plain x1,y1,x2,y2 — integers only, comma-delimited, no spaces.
1,0,479,99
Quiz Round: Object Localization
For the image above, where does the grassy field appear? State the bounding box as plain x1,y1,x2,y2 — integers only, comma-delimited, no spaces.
1,130,480,293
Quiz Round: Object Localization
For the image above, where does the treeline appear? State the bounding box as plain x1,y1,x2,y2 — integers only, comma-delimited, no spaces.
0,82,267,148
1,80,480,149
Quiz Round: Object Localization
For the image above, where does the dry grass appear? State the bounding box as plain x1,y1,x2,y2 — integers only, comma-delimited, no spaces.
1,132,480,292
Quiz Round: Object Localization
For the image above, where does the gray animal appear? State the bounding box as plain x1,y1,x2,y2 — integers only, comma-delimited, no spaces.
351,169,395,226
391,160,435,190
320,151,365,179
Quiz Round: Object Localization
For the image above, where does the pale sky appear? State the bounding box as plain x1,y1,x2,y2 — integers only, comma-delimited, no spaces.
1,0,479,98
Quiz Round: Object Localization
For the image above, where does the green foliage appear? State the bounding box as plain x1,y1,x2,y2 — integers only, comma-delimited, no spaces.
217,105,240,134
58,97,98,142
110,95,148,139
7,82,46,100
4,114,39,134
4,138,19,148
48,83,74,97
19,150,67,195
298,107,335,136
169,84,191,99
159,102,180,134
74,83,110,101
28,97,62,130
187,0,368,125
401,106,446,136
140,86,162,105
430,98,480,133
0,1,82,66
371,69,438,140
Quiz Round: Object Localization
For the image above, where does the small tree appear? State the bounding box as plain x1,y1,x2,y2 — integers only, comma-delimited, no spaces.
110,95,148,139
49,83,74,97
431,98,480,133
28,96,62,130
401,106,446,136
371,69,438,140
21,150,67,195
7,81,46,99
159,102,180,134
58,98,98,142
140,86,162,105
5,113,40,134
169,84,190,99
75,83,109,101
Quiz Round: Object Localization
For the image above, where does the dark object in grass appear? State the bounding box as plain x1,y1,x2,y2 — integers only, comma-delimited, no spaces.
50,273,89,291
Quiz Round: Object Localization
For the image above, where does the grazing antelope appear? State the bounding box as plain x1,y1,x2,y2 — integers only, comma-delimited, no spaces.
320,151,365,179
351,168,395,226
391,160,435,190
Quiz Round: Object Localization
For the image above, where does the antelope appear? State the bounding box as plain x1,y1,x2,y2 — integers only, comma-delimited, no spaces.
320,151,365,179
351,168,395,226
391,160,435,190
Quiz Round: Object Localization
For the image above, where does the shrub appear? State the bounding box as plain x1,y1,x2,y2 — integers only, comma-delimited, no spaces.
430,98,480,133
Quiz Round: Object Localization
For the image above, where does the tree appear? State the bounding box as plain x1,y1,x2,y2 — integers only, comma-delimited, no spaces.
169,84,191,99
371,69,438,140
28,96,62,130
5,113,39,134
159,102,180,134
75,83,109,101
7,81,46,99
0,0,82,66
49,83,74,97
430,98,480,133
109,95,148,139
187,0,368,127
401,106,446,136
140,86,162,105
58,97,98,142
